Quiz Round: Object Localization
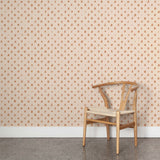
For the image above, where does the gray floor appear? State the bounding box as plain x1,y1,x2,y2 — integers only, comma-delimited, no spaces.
0,138,160,160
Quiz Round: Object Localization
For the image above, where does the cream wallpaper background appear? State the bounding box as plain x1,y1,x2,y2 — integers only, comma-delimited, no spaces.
0,0,159,127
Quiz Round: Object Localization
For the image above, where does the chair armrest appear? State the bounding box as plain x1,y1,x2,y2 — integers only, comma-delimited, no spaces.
131,85,139,92
92,81,137,88
92,82,118,88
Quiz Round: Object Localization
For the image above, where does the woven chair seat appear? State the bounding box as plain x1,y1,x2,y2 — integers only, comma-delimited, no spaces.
87,107,135,117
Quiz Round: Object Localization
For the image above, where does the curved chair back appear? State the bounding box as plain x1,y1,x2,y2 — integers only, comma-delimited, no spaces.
92,81,139,111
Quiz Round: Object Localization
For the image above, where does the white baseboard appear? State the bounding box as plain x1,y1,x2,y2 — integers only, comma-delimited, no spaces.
0,127,159,138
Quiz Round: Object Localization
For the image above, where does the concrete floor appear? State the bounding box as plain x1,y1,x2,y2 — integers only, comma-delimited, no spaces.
0,138,159,160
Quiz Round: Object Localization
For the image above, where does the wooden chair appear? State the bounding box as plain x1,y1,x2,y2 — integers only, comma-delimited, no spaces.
83,81,139,154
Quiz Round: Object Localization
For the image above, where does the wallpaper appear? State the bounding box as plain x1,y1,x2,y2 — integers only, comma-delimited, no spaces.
0,0,159,127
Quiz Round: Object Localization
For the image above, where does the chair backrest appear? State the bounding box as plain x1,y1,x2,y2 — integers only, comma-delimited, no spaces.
92,81,139,111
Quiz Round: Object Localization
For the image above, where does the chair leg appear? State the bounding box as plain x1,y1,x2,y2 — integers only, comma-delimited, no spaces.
83,107,87,147
106,117,110,140
134,112,137,147
116,111,120,154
